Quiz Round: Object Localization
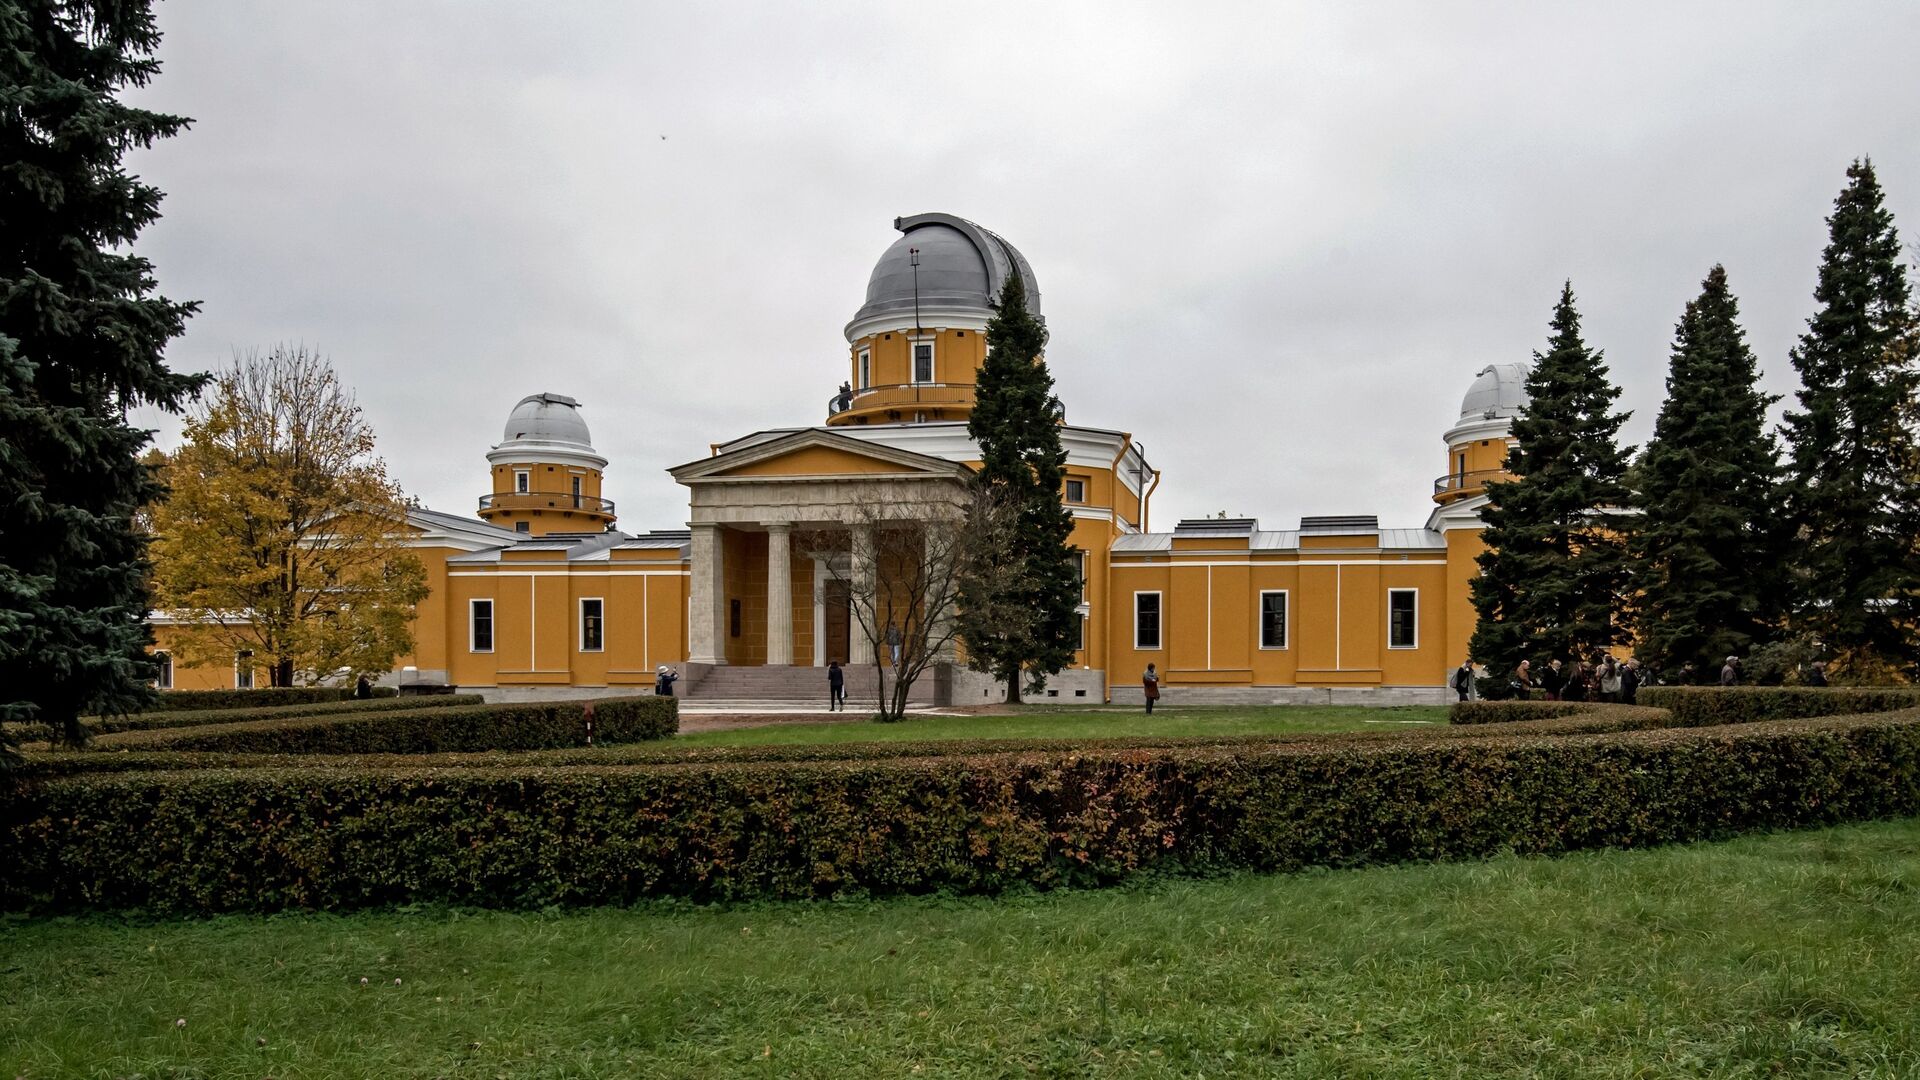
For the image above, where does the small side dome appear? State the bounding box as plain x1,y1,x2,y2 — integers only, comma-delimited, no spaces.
501,392,594,452
1459,363,1531,421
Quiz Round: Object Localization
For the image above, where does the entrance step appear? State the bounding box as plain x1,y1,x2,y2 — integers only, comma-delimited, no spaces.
684,664,937,704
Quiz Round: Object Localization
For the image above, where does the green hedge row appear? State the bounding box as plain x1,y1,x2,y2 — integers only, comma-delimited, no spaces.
1636,686,1920,727
6,709,1914,912
134,686,400,712
7,694,487,744
86,697,677,755
1449,700,1595,725
9,705,1675,779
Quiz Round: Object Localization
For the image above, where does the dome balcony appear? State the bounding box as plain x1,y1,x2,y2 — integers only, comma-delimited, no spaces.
478,492,616,516
827,381,977,424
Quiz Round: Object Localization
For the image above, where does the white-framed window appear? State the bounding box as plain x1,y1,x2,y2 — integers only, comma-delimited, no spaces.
911,338,934,383
1388,588,1418,649
1259,590,1289,649
1134,591,1162,650
1065,478,1086,503
153,651,173,690
234,650,255,690
514,470,530,494
571,475,583,507
1072,549,1087,601
580,597,604,652
858,347,872,390
470,599,494,653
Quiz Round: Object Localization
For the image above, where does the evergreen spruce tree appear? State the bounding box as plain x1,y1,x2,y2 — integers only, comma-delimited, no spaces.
1632,266,1785,678
0,1,202,752
1469,283,1633,678
1779,159,1920,679
956,275,1079,702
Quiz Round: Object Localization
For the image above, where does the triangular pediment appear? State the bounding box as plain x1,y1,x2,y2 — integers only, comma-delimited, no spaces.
670,428,972,484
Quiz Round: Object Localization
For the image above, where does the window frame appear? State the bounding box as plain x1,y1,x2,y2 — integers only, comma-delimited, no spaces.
1064,477,1086,503
1134,591,1162,651
858,347,872,390
1388,588,1419,650
1258,589,1290,650
514,469,530,494
234,650,255,690
469,598,495,653
910,336,934,384
579,597,605,653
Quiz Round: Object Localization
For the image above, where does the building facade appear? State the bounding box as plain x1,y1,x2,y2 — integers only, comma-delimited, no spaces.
155,213,1525,704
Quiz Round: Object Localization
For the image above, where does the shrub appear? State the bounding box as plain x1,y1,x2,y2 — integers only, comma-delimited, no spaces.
131,686,397,713
4,709,1915,913
1450,700,1593,725
5,694,487,744
85,696,676,755
1636,686,1920,727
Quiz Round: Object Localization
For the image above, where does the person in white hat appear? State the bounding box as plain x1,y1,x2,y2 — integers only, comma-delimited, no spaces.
655,664,680,697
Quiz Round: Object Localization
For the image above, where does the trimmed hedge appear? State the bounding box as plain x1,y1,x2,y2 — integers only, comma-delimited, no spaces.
1450,700,1594,725
1637,686,1920,727
6,694,486,744
5,709,1916,912
135,686,398,712
86,696,677,755
13,706,1678,779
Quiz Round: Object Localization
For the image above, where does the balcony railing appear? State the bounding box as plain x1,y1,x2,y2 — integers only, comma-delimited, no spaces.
479,492,616,515
829,382,978,416
1433,469,1508,496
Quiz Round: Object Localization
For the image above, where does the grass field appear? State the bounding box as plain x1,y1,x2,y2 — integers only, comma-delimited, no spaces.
6,816,1918,1078
676,703,1447,746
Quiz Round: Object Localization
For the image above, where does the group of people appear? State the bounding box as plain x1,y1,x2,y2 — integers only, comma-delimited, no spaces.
1454,650,1831,703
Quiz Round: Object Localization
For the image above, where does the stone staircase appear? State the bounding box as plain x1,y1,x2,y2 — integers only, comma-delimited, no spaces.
683,663,938,707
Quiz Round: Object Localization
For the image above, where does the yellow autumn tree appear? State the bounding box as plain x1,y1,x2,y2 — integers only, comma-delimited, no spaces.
149,346,427,686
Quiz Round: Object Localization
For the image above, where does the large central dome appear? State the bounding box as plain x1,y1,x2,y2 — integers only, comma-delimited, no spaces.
844,213,1041,341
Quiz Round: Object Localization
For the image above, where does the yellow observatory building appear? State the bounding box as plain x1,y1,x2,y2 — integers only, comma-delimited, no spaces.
157,213,1526,704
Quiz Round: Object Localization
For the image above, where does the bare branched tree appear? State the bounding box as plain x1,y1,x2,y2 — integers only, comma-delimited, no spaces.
799,488,1021,720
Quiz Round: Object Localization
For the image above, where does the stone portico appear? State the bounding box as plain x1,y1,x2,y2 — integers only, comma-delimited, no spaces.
670,429,974,668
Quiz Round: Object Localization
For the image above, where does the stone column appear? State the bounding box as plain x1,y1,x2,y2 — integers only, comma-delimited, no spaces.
688,522,727,665
847,524,876,665
765,523,793,666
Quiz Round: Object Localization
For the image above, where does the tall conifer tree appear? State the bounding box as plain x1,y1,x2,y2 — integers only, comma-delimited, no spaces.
1779,159,1920,678
0,1,202,751
957,276,1079,702
1469,283,1633,676
1632,266,1784,677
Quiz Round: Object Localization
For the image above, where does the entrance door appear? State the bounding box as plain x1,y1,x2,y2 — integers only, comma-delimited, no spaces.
824,580,851,664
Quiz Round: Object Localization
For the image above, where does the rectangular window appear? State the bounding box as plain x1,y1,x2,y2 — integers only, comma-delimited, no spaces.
913,341,934,383
858,348,871,389
1388,589,1418,649
571,475,583,508
580,598,604,652
1072,616,1085,651
1260,591,1289,649
154,651,173,690
1073,549,1087,601
515,470,530,494
1456,452,1467,479
730,598,742,638
1135,592,1161,650
1065,478,1086,503
515,521,531,534
234,650,254,690
470,599,494,653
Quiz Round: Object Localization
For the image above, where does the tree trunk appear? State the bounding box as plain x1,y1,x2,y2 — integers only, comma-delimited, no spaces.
274,657,295,688
1005,671,1022,705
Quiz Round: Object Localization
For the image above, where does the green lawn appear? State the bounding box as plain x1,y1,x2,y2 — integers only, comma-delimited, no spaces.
6,817,1919,1078
676,703,1447,746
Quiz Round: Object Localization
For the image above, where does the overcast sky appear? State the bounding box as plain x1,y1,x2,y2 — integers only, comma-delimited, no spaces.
127,2,1920,533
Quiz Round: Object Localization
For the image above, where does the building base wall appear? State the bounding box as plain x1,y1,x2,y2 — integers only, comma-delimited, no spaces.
1109,684,1451,707
942,666,1108,706
462,686,659,704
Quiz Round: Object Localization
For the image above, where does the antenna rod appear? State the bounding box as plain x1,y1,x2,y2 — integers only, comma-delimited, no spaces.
909,246,921,331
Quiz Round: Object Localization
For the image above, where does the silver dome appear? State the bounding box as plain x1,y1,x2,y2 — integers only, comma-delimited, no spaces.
1459,363,1531,421
501,392,594,451
845,213,1041,339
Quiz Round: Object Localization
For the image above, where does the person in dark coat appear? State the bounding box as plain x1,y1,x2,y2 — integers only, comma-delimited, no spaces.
1143,664,1160,714
1805,661,1828,687
1720,655,1740,686
354,674,373,699
1450,660,1474,702
1620,659,1641,705
655,665,680,696
827,660,846,711
1539,659,1566,701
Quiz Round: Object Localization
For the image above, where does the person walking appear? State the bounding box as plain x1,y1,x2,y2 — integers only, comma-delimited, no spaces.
1600,658,1622,703
885,620,903,668
1143,663,1160,714
1450,659,1474,703
827,660,846,711
1620,659,1641,705
1540,658,1566,701
1508,659,1532,699
655,664,679,697
1720,655,1740,686
1805,661,1829,687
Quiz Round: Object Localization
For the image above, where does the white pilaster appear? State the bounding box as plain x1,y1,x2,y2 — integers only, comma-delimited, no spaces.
766,523,793,666
847,524,876,666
